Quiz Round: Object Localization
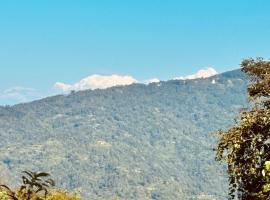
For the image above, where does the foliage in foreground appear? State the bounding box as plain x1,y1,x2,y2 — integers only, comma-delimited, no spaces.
216,58,270,199
0,171,80,200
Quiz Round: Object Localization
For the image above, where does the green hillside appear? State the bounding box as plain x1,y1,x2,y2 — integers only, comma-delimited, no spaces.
0,69,248,199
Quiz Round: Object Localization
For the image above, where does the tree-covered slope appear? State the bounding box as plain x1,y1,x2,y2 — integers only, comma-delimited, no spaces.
0,69,248,199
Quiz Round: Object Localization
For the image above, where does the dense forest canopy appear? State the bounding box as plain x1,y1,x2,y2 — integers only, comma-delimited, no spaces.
0,69,248,199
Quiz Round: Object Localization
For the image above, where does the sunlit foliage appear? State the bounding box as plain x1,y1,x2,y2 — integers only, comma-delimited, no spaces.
0,171,80,200
216,58,270,199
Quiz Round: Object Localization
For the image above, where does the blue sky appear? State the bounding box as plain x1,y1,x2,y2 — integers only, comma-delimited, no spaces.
0,0,270,105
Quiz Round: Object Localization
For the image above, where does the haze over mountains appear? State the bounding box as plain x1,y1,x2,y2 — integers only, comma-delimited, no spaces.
0,69,248,199
0,67,219,105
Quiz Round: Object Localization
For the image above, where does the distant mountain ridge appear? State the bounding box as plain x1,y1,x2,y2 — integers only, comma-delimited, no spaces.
0,69,248,199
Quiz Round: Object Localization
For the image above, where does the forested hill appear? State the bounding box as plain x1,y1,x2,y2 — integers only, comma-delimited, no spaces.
0,69,248,199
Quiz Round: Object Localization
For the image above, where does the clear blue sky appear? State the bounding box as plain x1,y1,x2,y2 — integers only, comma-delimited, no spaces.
0,0,270,104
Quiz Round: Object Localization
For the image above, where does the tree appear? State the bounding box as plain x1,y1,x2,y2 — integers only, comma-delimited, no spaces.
216,58,270,199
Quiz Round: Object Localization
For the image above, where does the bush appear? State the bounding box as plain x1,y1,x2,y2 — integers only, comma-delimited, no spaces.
0,171,81,200
46,190,81,200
